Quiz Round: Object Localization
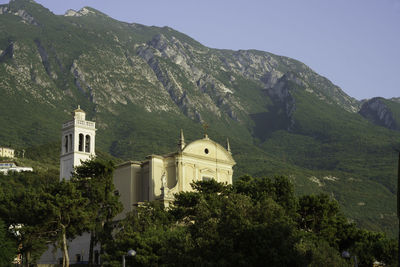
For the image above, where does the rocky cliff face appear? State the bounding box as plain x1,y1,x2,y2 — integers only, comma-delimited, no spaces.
359,98,398,130
0,0,361,129
390,97,400,104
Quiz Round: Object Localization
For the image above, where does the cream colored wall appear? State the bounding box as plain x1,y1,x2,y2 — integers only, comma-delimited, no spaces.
113,162,143,219
141,163,150,201
149,156,165,201
183,139,233,163
179,156,233,191
114,163,134,220
165,157,177,188
180,138,235,191
183,163,195,190
113,137,235,214
132,164,142,205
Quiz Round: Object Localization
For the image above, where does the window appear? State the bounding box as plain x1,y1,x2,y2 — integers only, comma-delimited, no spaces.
64,135,68,153
202,176,213,181
79,134,84,152
69,134,73,151
204,148,209,154
85,135,91,153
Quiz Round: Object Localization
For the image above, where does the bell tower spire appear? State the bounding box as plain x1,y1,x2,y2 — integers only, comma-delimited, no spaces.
226,138,231,154
178,129,185,151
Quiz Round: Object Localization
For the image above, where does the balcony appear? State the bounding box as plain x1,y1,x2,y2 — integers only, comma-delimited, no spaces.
62,120,95,129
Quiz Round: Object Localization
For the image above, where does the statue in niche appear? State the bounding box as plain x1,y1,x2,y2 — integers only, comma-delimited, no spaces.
160,171,174,198
161,172,167,188
161,172,169,196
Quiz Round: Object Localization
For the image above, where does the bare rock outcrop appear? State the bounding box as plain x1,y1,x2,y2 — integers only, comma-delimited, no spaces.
359,97,398,130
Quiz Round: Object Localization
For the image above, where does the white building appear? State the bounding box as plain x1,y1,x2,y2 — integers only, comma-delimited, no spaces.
59,105,96,180
39,106,98,266
0,147,14,158
0,161,33,174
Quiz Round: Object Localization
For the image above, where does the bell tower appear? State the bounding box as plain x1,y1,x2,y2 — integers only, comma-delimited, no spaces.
60,106,96,180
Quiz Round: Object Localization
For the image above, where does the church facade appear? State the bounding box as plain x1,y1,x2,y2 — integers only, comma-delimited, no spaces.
114,130,236,217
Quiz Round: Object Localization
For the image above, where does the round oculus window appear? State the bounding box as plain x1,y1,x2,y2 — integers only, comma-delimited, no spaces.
204,148,209,154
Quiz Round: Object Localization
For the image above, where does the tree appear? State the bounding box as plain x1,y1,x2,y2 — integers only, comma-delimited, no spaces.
0,172,57,266
295,236,351,267
234,175,298,216
350,230,397,267
103,176,397,266
0,219,16,267
106,180,307,266
171,180,306,266
104,202,187,267
298,194,340,234
72,159,122,265
43,180,92,267
0,171,94,267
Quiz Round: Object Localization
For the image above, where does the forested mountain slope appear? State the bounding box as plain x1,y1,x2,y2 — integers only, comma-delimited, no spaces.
0,0,399,235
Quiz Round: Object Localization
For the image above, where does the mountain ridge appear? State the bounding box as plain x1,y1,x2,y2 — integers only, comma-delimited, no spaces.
0,0,399,236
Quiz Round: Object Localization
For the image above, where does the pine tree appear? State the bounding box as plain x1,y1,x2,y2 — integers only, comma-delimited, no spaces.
72,159,122,266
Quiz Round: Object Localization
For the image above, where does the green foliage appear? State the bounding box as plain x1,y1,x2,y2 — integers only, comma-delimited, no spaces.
105,176,398,266
295,237,351,267
46,180,91,238
383,98,400,129
234,175,298,216
0,219,16,267
0,171,58,264
0,168,397,266
350,230,398,267
103,202,186,267
0,170,92,266
0,158,123,266
72,158,122,265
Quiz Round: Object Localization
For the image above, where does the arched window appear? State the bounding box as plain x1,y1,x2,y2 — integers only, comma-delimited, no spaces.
85,135,91,153
69,134,73,152
64,135,68,153
79,134,84,152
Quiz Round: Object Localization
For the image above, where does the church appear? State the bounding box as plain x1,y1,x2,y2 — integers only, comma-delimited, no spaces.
114,128,236,217
39,107,236,265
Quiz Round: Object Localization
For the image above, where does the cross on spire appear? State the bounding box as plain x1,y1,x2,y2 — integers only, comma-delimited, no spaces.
202,123,209,138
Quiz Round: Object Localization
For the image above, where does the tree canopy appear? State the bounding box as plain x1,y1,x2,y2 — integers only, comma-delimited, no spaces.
105,176,398,267
0,170,397,267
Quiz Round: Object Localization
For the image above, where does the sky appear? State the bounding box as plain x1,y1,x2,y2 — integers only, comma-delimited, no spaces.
1,0,399,100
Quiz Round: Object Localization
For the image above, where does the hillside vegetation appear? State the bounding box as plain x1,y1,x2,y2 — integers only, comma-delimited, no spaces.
0,0,399,236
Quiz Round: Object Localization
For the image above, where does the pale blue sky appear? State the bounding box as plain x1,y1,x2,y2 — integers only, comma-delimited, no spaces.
1,0,399,100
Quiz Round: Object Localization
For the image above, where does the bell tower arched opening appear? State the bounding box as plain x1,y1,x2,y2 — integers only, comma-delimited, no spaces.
85,135,91,153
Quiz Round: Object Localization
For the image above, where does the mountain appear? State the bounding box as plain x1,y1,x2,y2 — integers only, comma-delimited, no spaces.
0,0,399,236
360,97,400,131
